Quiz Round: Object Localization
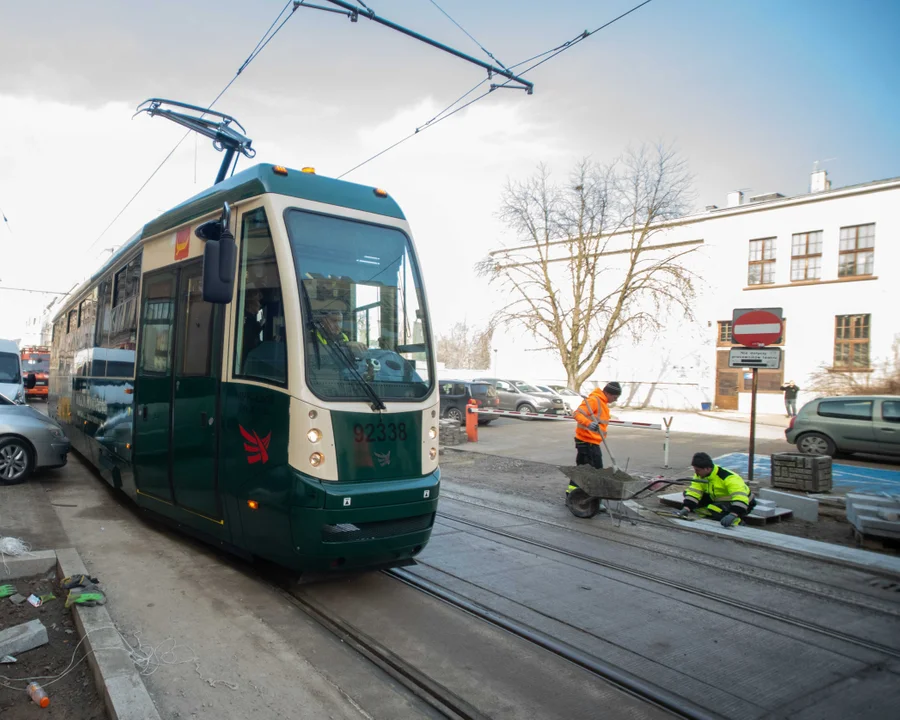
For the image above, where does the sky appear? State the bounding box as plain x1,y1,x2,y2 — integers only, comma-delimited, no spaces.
1,0,898,376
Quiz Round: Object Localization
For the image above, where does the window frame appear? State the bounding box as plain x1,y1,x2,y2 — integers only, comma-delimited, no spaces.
747,237,776,286
817,399,873,421
232,205,288,389
833,314,871,370
717,321,733,346
882,400,900,425
838,224,875,278
790,230,823,282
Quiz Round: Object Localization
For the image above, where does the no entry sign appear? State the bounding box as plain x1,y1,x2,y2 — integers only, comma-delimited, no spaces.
732,308,783,347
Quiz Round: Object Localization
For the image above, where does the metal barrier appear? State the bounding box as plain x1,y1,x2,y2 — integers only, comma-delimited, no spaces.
467,407,675,468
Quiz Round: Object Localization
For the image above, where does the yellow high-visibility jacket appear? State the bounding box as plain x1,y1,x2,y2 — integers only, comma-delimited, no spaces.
684,465,751,513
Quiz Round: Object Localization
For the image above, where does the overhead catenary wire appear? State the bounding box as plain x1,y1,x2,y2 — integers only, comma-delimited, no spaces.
427,0,508,68
339,0,655,179
86,0,302,254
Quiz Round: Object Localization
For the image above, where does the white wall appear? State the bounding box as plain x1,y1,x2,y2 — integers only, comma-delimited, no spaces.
478,177,899,412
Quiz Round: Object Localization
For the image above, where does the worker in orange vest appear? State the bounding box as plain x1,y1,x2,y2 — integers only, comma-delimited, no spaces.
568,381,622,492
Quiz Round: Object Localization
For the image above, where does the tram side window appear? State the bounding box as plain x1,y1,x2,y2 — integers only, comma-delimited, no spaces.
233,208,286,386
74,290,97,376
100,255,141,377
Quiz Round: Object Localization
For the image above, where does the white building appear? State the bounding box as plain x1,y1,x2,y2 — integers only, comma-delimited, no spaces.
484,169,899,414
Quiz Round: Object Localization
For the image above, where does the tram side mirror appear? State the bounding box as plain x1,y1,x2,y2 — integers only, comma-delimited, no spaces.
25,373,36,389
197,203,236,304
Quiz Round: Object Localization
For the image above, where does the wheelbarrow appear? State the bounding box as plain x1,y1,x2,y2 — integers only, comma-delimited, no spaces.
561,465,688,519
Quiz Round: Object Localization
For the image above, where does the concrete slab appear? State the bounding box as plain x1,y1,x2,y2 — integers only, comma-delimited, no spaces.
670,518,900,576
759,488,819,522
0,549,57,580
0,619,48,657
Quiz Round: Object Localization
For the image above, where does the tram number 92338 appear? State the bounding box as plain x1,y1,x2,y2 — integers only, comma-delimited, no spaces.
353,422,408,443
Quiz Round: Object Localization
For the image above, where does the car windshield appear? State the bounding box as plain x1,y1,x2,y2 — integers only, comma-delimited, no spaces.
515,382,541,394
286,209,433,401
536,385,555,393
0,352,21,384
23,355,50,373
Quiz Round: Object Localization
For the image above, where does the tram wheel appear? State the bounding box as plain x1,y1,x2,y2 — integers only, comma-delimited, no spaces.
566,488,600,518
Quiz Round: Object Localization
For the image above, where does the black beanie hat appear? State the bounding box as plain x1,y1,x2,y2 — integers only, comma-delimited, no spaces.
603,381,622,396
691,452,713,468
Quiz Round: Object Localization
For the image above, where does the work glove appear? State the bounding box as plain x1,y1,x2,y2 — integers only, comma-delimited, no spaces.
588,421,600,432
720,512,740,527
675,507,691,518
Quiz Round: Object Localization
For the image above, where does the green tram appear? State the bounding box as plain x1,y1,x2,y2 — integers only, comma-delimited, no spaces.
49,163,440,572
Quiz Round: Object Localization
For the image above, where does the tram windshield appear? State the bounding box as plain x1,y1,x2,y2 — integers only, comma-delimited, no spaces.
286,209,433,401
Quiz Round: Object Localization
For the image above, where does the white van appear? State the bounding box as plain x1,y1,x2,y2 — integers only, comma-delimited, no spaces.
0,339,27,404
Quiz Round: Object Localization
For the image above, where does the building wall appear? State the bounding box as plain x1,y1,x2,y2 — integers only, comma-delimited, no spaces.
687,179,898,414
481,176,898,413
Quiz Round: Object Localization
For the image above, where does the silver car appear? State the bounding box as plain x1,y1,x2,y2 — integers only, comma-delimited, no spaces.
0,393,70,484
785,395,900,457
474,378,565,416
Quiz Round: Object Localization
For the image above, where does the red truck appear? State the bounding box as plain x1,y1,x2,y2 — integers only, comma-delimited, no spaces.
20,345,50,400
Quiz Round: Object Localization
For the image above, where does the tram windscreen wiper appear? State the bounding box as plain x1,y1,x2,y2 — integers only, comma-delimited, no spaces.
309,318,387,411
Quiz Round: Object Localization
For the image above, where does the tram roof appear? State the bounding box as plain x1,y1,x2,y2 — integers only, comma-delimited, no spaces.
93,163,406,284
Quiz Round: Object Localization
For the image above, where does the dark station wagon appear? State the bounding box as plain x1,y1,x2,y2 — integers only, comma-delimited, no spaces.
439,380,499,425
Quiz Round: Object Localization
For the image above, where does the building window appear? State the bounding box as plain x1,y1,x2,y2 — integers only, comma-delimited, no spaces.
717,321,733,346
790,230,822,281
834,314,870,369
748,237,776,285
838,224,874,277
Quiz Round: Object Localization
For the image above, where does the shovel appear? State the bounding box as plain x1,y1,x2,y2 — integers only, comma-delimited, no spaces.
584,404,619,472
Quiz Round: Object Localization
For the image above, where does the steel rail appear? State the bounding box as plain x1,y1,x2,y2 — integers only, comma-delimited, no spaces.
437,511,900,660
388,568,717,720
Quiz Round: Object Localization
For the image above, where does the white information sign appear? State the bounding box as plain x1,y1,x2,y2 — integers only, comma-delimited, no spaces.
728,347,782,369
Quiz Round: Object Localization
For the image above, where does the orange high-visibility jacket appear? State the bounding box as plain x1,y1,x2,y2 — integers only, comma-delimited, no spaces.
573,389,610,444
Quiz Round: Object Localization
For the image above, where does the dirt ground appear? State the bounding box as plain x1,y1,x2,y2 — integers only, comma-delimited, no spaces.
0,574,106,720
439,448,900,557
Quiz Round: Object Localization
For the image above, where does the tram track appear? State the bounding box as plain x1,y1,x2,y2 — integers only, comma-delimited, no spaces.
440,491,900,617
435,509,900,661
270,580,488,720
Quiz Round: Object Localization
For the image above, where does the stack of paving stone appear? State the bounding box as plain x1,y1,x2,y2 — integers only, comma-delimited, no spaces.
846,493,900,541
770,453,833,492
439,418,467,446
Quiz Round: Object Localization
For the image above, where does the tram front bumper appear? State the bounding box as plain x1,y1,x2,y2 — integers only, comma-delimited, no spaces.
289,469,441,571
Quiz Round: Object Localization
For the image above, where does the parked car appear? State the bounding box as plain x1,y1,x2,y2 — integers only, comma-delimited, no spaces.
548,384,587,401
785,395,900,457
534,385,581,413
510,381,567,415
439,380,499,425
0,338,30,405
474,378,565,416
0,392,70,484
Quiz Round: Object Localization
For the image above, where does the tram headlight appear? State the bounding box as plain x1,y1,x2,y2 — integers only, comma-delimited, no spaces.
429,448,437,461
428,426,437,440
309,452,325,467
307,428,322,443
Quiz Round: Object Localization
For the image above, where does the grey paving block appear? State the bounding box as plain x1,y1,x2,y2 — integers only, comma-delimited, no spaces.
751,506,778,518
9,593,26,605
0,550,57,580
0,619,48,657
759,488,819,522
103,674,163,720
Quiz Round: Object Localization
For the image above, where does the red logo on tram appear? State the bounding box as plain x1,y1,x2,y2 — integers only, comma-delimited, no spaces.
240,425,271,464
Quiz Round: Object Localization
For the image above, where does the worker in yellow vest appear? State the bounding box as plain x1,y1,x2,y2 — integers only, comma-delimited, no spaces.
677,452,756,527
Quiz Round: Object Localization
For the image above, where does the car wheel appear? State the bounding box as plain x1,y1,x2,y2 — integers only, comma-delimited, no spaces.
478,419,492,426
797,432,836,457
446,407,463,423
517,403,537,418
0,437,34,485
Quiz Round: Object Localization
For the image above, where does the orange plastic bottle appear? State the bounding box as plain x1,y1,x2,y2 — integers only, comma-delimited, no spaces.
27,682,50,708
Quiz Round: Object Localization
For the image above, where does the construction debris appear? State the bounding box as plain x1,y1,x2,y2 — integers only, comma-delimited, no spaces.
846,493,900,541
0,619,49,657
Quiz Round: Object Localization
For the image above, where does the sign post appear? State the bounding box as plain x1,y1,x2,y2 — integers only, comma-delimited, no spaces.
732,308,784,484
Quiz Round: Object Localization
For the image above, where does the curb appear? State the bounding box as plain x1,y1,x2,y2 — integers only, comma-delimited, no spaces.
1,549,58,580
56,548,162,720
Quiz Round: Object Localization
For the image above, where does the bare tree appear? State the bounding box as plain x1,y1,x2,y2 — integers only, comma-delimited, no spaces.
478,144,698,391
809,338,900,396
437,320,495,370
